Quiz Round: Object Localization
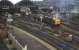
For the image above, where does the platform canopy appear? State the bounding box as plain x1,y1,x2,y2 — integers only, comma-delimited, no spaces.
15,0,34,7
0,0,14,13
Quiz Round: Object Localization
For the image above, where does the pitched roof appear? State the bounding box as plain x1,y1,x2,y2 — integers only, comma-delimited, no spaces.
0,0,14,8
15,0,34,7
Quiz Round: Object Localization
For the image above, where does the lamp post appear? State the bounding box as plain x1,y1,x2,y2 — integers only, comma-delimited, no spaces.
39,14,44,30
6,13,16,50
7,13,13,34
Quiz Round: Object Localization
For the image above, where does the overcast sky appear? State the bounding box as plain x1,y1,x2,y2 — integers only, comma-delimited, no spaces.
9,0,43,4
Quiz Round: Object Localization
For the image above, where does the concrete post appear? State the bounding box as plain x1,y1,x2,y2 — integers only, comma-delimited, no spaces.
22,45,27,50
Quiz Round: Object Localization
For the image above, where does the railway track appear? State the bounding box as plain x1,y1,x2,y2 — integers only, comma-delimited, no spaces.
64,19,79,31
13,19,78,50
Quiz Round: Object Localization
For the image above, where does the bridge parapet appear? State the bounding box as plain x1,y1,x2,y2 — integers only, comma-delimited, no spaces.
8,33,27,50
